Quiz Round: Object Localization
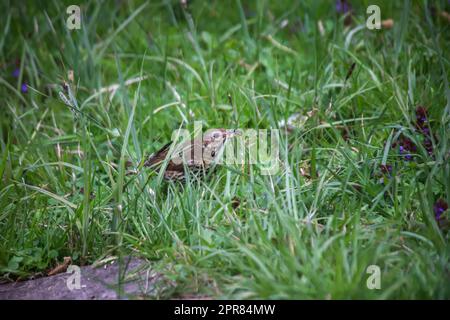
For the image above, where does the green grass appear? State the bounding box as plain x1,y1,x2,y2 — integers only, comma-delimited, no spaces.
0,0,449,299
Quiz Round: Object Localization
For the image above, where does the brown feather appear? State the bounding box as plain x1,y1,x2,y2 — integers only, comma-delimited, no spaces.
143,129,239,181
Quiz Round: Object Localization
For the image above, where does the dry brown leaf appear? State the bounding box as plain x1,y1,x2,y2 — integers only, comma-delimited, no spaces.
439,11,450,23
47,256,72,276
68,70,74,83
381,19,394,29
231,197,241,210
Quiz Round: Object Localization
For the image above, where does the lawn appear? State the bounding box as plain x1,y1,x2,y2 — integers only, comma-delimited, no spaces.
0,0,449,299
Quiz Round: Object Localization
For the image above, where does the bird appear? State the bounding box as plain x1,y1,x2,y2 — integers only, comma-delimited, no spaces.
144,128,241,181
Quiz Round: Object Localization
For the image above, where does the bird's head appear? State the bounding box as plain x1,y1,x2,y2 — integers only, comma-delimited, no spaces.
203,128,241,144
202,128,241,164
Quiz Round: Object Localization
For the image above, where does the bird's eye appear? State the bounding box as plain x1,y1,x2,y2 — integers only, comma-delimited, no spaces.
213,132,220,139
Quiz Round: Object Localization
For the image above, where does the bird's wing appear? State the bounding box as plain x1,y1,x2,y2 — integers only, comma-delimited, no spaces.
144,141,173,169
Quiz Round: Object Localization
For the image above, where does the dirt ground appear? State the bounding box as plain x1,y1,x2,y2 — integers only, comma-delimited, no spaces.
0,257,164,300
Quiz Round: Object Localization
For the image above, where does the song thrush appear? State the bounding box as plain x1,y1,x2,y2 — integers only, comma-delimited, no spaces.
144,129,240,181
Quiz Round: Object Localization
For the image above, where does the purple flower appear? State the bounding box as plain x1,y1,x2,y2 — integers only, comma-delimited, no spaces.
397,136,417,161
21,83,28,93
415,106,429,132
335,0,353,26
380,164,392,175
415,106,427,118
335,0,351,14
377,164,393,185
12,68,20,78
413,106,437,157
424,138,434,155
434,199,448,220
403,138,416,152
398,136,416,161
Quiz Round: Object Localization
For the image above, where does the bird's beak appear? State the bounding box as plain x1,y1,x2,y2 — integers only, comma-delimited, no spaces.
225,129,242,138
